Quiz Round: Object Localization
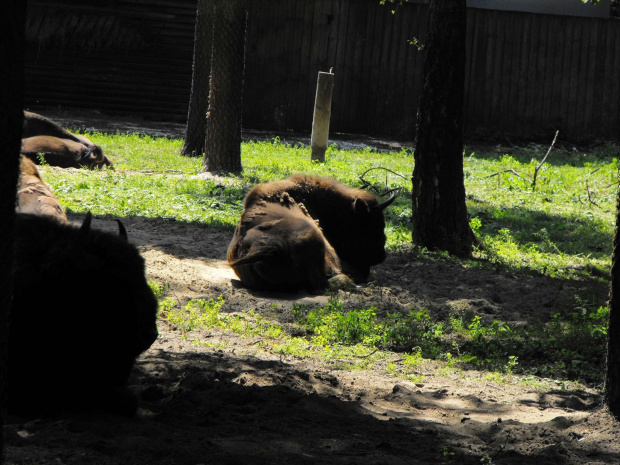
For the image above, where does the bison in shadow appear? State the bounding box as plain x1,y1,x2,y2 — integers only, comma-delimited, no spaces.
8,213,158,416
21,111,113,169
16,155,67,223
242,174,397,283
228,194,352,293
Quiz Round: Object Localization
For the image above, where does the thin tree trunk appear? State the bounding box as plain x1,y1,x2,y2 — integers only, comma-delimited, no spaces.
202,0,248,174
0,0,26,459
411,0,476,258
181,0,214,157
606,188,620,417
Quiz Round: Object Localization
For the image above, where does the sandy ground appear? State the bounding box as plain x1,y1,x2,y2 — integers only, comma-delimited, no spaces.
5,111,620,464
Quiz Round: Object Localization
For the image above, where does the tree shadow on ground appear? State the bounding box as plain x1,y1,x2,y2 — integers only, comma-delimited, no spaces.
5,345,619,464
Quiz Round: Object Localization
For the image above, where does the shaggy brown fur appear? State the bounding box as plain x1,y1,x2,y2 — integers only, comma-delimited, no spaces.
243,174,395,282
9,213,158,415
16,156,67,223
22,111,112,168
228,194,351,292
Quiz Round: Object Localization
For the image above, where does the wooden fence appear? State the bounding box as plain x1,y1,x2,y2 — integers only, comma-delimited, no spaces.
23,0,620,142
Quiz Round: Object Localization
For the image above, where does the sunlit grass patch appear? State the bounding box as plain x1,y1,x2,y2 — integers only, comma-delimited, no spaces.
39,133,618,280
155,290,609,387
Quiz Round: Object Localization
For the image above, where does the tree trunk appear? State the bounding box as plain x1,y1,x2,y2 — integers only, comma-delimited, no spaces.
0,0,26,458
606,189,620,417
411,0,476,258
181,0,214,157
201,0,248,174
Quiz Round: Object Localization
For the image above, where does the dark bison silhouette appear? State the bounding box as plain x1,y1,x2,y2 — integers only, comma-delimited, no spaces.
21,111,113,169
16,155,67,223
8,213,158,415
242,174,397,282
228,194,352,292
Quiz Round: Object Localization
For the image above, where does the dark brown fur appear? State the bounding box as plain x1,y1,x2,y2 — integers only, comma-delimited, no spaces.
16,155,67,222
228,195,348,292
8,213,158,415
243,174,394,281
22,111,112,168
21,135,107,169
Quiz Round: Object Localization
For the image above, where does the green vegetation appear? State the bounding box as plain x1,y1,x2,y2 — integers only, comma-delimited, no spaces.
40,132,619,386
156,293,607,386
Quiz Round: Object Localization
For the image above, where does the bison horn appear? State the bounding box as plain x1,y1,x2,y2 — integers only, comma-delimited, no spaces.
374,188,400,211
79,211,93,234
116,220,128,241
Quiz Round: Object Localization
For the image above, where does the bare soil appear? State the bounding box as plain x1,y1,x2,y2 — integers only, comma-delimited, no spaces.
5,112,620,464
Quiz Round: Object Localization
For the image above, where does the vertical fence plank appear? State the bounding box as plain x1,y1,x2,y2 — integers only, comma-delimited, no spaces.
547,16,565,135
584,19,600,136
515,12,532,138
470,9,488,134
532,14,547,137
365,1,386,135
575,19,592,135
592,19,607,135
558,17,574,137
395,4,414,138
464,9,479,135
525,13,540,136
490,11,504,134
504,12,521,137
295,0,315,130
332,0,350,131
289,0,306,129
567,19,582,136
344,0,366,133
611,27,620,139
402,3,423,140
600,21,620,138
355,1,376,134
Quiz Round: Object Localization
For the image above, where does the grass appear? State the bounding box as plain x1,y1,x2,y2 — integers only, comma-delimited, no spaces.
40,131,620,387
156,292,606,387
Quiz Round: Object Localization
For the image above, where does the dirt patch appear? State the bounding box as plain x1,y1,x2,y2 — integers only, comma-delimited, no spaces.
5,212,619,465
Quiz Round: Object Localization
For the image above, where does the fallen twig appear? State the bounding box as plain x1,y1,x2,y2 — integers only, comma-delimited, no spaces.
485,169,526,180
532,130,559,191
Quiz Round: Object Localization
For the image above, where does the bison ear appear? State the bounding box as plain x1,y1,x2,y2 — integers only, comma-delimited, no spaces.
354,198,370,216
116,219,128,242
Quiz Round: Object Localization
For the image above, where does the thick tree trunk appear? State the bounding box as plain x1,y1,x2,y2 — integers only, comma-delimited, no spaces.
201,0,248,174
181,0,214,157
0,0,26,459
411,0,476,258
606,189,620,417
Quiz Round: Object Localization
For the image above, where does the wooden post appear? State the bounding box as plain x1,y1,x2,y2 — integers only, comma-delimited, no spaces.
310,69,334,162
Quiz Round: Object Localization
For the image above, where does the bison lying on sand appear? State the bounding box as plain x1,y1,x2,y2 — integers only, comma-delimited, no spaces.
8,213,158,415
228,194,352,292
16,155,67,222
242,174,397,282
22,111,112,169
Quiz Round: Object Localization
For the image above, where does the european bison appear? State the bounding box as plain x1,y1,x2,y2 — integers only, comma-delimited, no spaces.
228,194,351,292
16,155,67,223
242,174,397,282
21,135,111,170
8,213,158,415
22,111,112,168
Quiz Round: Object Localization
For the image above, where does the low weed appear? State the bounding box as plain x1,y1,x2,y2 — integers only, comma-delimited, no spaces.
156,286,608,385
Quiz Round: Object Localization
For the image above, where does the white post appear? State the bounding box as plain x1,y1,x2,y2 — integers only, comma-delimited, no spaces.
310,69,334,162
